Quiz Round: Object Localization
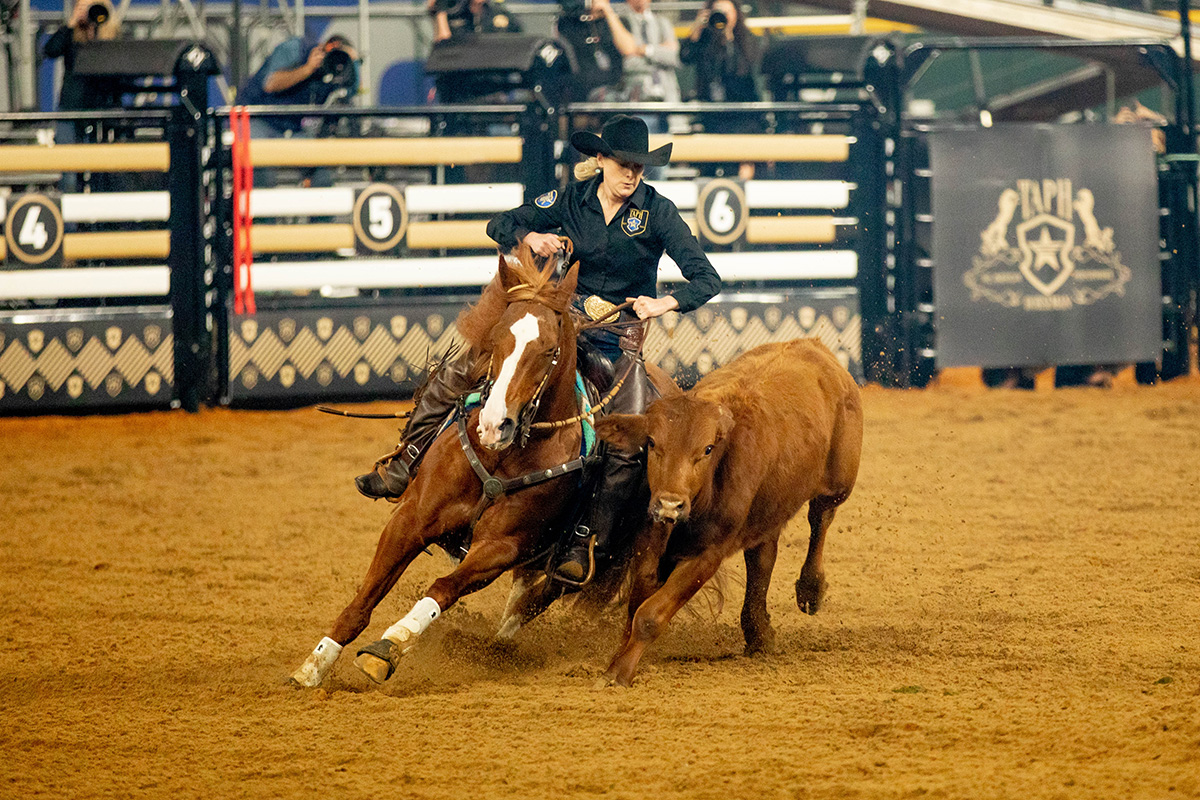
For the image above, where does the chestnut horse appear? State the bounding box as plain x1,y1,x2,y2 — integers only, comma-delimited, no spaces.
292,248,630,687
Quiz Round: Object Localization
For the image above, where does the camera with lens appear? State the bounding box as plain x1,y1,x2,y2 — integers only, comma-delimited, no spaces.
318,42,355,86
706,10,727,31
85,2,110,26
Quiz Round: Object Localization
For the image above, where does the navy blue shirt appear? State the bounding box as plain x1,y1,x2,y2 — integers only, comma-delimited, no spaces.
486,175,721,314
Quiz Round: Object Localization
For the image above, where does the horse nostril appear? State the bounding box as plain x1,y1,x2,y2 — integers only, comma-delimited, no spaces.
498,418,515,440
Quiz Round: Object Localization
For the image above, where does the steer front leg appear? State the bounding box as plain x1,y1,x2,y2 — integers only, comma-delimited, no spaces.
600,549,724,688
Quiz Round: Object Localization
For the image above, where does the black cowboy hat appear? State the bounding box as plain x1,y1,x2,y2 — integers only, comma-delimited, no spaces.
570,114,672,167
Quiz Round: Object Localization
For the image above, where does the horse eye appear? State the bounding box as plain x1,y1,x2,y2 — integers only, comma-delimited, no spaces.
704,444,714,455
646,437,656,449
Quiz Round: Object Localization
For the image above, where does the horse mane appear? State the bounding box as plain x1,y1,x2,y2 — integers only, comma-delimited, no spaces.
456,244,574,353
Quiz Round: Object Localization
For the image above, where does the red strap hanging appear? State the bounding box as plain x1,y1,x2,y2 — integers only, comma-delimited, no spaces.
230,106,256,315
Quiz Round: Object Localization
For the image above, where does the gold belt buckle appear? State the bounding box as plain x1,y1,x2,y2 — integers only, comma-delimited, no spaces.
583,295,619,324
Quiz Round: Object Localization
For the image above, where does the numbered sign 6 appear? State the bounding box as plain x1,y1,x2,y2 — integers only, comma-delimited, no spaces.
696,178,748,247
5,193,65,268
353,184,408,254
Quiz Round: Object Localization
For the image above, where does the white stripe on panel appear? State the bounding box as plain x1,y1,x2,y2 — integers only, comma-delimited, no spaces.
249,187,355,218
61,192,170,222
646,180,700,210
0,266,169,299
404,184,524,214
659,250,858,282
745,180,853,209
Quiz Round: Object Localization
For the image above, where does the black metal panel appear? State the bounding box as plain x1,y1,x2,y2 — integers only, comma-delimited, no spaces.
226,288,863,405
0,307,174,412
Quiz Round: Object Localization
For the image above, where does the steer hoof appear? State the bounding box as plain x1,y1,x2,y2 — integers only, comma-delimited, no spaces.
354,639,400,684
795,573,828,615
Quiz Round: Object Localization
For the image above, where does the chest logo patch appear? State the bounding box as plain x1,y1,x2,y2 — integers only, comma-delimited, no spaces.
622,208,648,237
534,190,558,208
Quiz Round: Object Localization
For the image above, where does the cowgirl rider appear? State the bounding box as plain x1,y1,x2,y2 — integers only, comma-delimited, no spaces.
356,114,721,585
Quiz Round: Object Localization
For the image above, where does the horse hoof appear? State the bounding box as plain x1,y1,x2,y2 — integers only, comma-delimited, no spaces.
354,639,399,684
795,574,828,615
592,673,618,690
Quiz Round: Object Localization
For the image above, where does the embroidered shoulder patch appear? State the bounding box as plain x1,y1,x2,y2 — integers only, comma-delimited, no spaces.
534,190,558,208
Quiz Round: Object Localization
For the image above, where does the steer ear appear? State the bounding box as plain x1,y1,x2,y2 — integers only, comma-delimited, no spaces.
715,405,736,441
594,413,649,453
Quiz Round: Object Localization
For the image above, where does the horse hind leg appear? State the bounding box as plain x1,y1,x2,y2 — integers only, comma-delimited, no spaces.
496,567,559,641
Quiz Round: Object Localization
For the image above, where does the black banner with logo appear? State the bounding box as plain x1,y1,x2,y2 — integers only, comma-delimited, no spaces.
930,125,1161,368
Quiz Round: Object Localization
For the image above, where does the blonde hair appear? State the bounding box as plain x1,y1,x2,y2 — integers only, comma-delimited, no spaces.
573,156,601,181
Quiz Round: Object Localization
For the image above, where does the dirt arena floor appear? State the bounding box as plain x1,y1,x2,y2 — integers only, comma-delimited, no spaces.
2,373,1199,799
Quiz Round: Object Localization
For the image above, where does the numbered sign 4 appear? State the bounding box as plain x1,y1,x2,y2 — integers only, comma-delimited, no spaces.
353,184,409,254
5,193,65,268
696,178,748,247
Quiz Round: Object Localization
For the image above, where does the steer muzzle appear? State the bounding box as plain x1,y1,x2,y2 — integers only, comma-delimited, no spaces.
650,494,689,524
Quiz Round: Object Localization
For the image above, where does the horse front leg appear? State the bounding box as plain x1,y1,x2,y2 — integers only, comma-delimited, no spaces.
353,536,523,684
290,495,443,687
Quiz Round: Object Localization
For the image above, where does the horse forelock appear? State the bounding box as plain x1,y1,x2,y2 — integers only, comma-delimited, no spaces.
456,246,572,352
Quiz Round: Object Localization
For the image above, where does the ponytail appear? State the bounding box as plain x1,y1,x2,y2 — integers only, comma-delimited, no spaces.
573,156,601,181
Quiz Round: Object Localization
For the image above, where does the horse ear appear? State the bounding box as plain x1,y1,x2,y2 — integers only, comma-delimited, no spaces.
559,262,580,296
594,413,649,453
497,248,523,291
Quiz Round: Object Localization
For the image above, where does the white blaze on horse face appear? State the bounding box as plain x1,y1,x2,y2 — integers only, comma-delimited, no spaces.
478,312,542,447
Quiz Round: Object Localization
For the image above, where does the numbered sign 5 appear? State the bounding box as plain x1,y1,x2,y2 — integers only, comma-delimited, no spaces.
353,184,408,254
696,178,748,247
5,193,65,268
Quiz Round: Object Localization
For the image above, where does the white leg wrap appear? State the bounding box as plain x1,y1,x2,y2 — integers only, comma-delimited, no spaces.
382,597,441,648
291,637,343,687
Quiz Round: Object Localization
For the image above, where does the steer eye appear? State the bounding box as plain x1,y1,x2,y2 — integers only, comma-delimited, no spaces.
646,437,655,450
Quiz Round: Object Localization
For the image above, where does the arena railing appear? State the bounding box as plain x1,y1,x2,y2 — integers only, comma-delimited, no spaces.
0,102,217,413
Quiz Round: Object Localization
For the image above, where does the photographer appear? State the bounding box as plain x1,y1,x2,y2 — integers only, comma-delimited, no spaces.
43,0,121,118
239,34,360,136
428,0,521,43
680,0,762,178
589,0,679,104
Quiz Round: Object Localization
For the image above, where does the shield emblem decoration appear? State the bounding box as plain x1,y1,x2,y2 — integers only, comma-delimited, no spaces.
104,373,122,397
390,315,407,339
143,325,161,349
280,365,296,388
240,319,258,342
145,372,161,395
28,329,44,353
279,318,296,342
66,328,84,352
105,327,122,351
67,375,83,398
1016,214,1076,297
623,208,648,237
317,318,334,341
354,362,370,385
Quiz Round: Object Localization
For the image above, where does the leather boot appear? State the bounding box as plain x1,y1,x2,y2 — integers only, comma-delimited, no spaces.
553,349,657,586
355,353,477,500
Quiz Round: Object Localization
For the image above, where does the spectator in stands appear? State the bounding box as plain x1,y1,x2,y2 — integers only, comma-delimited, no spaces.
680,0,762,179
590,0,680,105
429,0,521,42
